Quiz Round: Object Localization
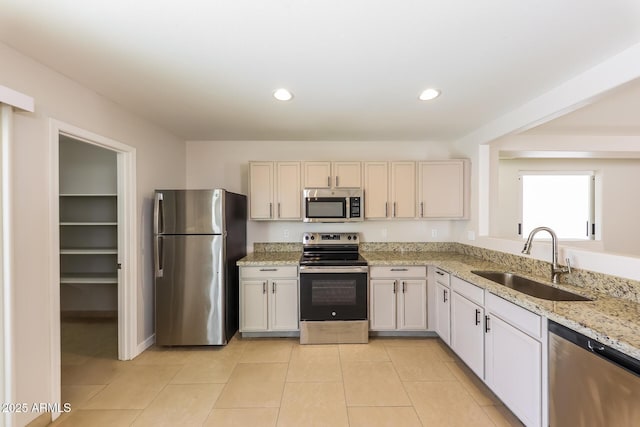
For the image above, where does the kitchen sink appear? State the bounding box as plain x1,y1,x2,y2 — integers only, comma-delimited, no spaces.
471,271,593,301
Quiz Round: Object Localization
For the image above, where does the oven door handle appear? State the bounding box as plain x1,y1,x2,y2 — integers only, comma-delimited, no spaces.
299,266,369,274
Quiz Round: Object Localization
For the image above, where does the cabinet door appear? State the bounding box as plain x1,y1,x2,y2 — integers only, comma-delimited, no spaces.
418,161,465,218
390,161,416,218
485,314,542,427
333,161,361,188
303,161,332,188
397,279,427,330
240,280,268,331
450,292,484,378
269,279,299,331
434,282,451,345
370,279,397,330
249,162,274,219
276,162,301,220
363,162,389,219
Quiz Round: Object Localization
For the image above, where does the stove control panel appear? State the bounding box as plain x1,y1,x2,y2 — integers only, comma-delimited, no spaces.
302,232,359,245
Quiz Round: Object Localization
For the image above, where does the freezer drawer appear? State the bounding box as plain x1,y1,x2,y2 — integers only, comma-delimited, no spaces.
155,234,226,345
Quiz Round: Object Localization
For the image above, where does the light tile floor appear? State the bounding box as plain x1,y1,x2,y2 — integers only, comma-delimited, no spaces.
53,320,523,426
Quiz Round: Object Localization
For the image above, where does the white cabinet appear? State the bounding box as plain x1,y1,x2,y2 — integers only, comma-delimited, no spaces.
303,161,361,188
429,267,451,345
363,162,389,219
390,161,416,218
240,266,299,332
417,160,468,219
363,161,416,219
370,266,427,331
450,277,485,378
485,293,543,427
249,161,301,220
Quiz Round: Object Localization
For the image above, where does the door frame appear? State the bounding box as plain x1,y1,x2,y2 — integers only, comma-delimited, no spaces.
49,119,137,417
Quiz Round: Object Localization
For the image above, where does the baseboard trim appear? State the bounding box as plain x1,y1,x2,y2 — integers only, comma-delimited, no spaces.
135,333,155,358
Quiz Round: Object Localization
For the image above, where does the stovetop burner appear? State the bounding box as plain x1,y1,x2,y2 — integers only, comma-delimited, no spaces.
300,232,367,267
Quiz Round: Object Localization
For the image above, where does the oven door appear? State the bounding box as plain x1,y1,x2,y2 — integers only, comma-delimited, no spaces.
299,266,368,321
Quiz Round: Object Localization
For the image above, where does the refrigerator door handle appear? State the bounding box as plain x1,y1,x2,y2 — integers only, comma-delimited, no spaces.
154,192,164,234
155,236,164,278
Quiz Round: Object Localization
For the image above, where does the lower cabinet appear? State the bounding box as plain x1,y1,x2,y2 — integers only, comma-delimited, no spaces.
485,293,543,427
450,277,484,378
429,268,451,345
239,266,299,333
437,273,545,427
370,266,427,331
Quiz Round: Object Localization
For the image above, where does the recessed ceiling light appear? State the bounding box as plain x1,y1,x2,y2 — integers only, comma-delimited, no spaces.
273,88,293,101
419,88,441,101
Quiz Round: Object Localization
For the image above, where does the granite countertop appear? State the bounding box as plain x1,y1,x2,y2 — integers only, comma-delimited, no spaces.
237,251,301,265
365,250,640,360
237,249,640,360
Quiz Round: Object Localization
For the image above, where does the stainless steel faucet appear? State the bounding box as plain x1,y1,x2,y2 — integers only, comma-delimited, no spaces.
522,226,571,283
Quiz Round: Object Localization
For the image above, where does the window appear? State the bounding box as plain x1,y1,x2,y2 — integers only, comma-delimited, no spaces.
519,172,595,240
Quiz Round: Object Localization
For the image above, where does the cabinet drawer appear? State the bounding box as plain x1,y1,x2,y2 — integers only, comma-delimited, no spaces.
486,292,542,340
370,266,426,278
240,265,298,279
433,267,450,287
451,276,484,306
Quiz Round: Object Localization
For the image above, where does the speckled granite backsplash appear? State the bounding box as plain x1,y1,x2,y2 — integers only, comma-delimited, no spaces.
251,241,640,303
254,242,303,252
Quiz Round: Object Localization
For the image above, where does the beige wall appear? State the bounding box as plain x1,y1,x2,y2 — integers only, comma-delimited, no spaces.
186,140,469,249
496,158,640,256
1,42,186,425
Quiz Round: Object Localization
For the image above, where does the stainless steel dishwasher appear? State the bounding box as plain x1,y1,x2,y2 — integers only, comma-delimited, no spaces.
549,320,640,426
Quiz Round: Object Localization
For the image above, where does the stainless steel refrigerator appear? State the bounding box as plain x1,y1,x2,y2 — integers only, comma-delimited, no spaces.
153,189,247,345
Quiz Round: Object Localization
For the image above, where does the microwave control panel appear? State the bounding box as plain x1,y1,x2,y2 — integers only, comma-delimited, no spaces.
350,197,361,218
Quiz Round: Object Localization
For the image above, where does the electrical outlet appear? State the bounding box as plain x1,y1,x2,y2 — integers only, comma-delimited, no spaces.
468,231,476,241
283,229,290,239
381,228,388,238
431,229,438,238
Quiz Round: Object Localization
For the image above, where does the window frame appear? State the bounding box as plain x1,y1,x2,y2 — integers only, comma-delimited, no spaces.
518,170,596,241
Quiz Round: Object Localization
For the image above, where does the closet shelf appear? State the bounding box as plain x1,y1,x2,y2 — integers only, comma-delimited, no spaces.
60,248,118,255
60,273,118,284
60,193,117,197
60,222,117,226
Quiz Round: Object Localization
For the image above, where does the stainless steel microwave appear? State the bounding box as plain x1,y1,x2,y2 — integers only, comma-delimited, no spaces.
303,188,363,222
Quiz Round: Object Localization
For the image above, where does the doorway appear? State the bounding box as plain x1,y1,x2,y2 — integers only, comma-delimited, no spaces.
59,136,119,367
49,120,137,421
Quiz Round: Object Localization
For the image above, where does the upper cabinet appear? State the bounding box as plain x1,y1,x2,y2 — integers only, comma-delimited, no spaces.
363,161,415,219
249,161,301,220
418,160,469,219
303,161,361,188
390,161,416,219
248,159,468,221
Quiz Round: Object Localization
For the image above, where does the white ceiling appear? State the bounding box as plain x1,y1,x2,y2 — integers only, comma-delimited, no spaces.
1,0,640,141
